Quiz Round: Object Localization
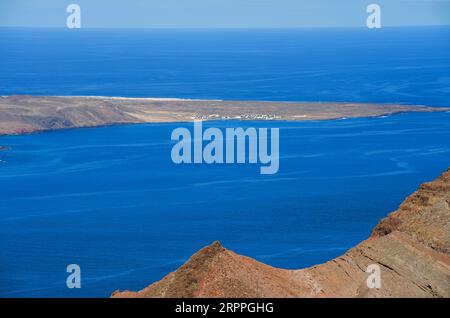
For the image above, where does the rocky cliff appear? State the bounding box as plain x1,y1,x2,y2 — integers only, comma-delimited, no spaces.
112,169,450,298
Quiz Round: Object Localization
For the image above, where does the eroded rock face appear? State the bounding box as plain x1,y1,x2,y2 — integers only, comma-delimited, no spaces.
373,171,450,254
112,169,450,298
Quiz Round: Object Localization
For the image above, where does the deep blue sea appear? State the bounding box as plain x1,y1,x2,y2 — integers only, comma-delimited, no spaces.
1,27,450,105
0,27,449,297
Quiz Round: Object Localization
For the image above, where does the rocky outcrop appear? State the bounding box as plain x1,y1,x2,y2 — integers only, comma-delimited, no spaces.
112,169,450,298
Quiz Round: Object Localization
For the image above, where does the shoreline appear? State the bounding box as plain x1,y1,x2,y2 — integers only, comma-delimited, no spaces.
0,95,449,136
0,111,431,138
4,93,446,106
54,95,225,102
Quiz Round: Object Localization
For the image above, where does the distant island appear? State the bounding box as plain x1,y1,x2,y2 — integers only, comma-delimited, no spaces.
113,168,450,298
0,95,448,135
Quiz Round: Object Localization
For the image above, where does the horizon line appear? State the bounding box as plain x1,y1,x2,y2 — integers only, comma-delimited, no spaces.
1,24,450,30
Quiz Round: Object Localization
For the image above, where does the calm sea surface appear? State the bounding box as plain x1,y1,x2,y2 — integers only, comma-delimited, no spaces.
1,27,449,106
0,27,449,296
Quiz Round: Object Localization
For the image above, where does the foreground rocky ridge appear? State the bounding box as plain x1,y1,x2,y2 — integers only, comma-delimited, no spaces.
113,169,450,298
1,95,448,135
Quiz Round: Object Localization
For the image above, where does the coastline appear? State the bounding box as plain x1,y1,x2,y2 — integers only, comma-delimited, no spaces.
0,95,449,136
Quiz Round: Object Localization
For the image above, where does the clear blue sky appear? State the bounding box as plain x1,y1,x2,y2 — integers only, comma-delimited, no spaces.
1,0,449,28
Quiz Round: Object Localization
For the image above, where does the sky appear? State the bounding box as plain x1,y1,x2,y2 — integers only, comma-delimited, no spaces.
0,0,449,28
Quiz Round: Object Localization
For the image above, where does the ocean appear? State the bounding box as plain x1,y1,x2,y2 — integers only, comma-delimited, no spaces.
0,27,449,297
1,27,450,106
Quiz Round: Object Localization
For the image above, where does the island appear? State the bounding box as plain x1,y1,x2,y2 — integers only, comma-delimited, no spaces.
0,95,448,135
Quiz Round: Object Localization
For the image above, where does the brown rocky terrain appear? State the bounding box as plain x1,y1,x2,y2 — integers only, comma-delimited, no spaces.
0,95,448,135
112,169,450,298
